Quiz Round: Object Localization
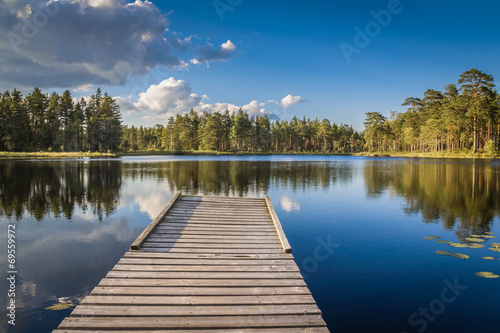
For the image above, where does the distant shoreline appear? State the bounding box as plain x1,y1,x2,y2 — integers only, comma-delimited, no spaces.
0,151,498,159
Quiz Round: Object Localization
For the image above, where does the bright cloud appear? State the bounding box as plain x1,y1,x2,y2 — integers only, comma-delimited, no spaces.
134,77,203,114
280,94,304,108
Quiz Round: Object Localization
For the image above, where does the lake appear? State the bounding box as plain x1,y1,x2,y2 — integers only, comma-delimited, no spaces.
1,155,500,333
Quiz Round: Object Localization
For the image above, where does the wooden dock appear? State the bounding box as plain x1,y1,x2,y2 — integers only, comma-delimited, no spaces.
54,192,329,332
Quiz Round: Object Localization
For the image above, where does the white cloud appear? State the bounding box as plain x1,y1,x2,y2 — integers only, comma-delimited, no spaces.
131,78,307,123
75,84,93,92
280,94,304,108
221,40,236,51
134,77,202,114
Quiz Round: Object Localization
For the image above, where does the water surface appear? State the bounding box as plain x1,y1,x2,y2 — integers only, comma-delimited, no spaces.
1,156,499,333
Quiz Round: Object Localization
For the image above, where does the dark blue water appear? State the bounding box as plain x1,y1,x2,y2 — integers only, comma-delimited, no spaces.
1,156,499,333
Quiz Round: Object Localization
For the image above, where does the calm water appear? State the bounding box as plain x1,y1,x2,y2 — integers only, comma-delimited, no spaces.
1,156,500,333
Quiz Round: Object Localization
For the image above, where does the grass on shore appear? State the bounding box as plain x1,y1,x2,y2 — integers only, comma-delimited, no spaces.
0,151,117,159
355,150,499,159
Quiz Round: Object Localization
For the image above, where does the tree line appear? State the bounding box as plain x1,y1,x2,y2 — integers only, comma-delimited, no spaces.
363,69,500,154
121,109,363,153
0,88,122,152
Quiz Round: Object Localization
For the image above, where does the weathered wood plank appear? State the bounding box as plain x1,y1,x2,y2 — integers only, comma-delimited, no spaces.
130,191,181,250
105,270,303,279
98,278,307,287
118,258,293,266
149,232,279,242
124,252,295,259
70,304,321,317
142,242,280,249
58,314,327,329
112,264,300,272
54,328,329,333
265,195,292,253
147,237,279,244
81,295,317,306
91,286,310,296
141,247,284,254
53,326,330,333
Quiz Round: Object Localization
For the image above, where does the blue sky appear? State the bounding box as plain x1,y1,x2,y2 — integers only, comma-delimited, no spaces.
1,0,499,130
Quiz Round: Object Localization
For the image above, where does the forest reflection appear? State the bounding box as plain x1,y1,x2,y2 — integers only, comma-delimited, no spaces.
1,159,499,237
364,159,500,237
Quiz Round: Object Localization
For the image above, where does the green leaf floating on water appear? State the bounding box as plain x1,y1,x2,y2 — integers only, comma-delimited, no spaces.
424,235,442,240
436,240,451,244
482,257,495,260
449,242,469,248
485,232,495,235
471,235,482,238
465,237,485,243
481,235,496,239
435,250,469,259
490,243,500,247
488,247,500,252
45,303,76,311
475,272,500,279
468,244,485,249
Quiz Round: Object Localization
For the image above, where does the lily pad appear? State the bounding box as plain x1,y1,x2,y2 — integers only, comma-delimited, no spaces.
482,257,496,260
490,243,500,247
449,242,469,248
468,244,485,249
45,303,76,311
466,237,485,243
488,247,500,252
436,240,451,244
484,232,494,235
435,250,469,259
471,235,482,238
424,235,442,240
475,272,499,279
481,235,496,239
450,253,469,259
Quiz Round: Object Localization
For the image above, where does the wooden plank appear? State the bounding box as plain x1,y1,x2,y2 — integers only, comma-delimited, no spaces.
158,222,275,229
70,304,322,317
118,258,295,266
152,229,276,236
265,195,292,253
90,286,310,296
98,278,307,287
142,242,280,249
149,232,279,242
145,238,280,244
54,328,329,333
130,192,181,250
105,270,304,279
112,264,300,272
141,247,284,254
81,295,317,306
57,315,327,329
124,252,294,260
